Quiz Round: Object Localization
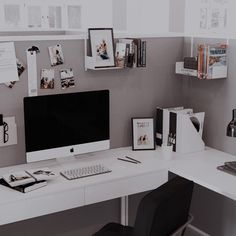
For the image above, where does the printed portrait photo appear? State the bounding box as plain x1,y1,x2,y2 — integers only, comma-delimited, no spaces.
48,44,64,66
40,69,55,89
60,68,75,89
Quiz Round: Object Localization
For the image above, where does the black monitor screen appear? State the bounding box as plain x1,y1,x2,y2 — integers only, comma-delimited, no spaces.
24,90,110,153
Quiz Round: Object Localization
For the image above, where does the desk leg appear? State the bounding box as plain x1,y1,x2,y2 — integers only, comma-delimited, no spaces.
121,196,129,226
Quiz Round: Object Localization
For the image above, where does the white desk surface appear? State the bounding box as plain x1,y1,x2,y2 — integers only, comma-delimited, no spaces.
169,147,236,201
0,146,236,225
0,147,169,225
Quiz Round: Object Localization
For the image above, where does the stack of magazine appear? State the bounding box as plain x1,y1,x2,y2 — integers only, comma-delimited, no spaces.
197,43,227,80
115,38,146,68
0,167,57,193
217,161,236,176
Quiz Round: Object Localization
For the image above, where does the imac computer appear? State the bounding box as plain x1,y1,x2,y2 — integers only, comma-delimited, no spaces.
23,90,110,163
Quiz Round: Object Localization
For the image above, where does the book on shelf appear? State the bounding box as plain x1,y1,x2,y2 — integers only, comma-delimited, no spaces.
115,42,127,68
207,44,227,79
118,38,134,68
1,167,57,188
141,41,146,67
116,38,147,68
197,43,227,79
0,178,47,193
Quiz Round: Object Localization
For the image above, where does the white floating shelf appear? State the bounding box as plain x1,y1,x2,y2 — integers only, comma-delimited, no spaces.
175,61,227,79
85,56,124,71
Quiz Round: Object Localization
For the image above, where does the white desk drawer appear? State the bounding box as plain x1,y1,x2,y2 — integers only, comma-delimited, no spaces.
85,170,168,205
0,187,84,226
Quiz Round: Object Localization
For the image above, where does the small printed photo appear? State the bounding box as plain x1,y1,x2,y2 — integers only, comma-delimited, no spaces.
137,121,151,146
96,39,109,61
137,134,150,146
40,69,55,89
5,58,26,89
48,44,64,66
5,81,16,89
2,171,34,187
60,68,75,89
27,167,57,181
17,58,25,77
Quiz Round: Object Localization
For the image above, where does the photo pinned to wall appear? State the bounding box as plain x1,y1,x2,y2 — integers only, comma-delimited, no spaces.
88,28,115,68
60,68,75,89
17,58,26,77
132,118,155,150
48,44,64,66
5,58,26,88
40,69,55,89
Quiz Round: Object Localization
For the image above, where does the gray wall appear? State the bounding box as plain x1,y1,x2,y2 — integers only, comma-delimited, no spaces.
0,37,184,236
182,37,236,236
169,0,185,33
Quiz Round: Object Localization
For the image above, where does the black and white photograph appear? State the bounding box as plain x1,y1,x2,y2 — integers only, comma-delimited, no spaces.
40,69,55,89
88,28,115,68
132,118,155,150
5,58,26,88
60,68,75,89
48,44,64,66
2,171,34,187
26,167,57,181
17,58,25,77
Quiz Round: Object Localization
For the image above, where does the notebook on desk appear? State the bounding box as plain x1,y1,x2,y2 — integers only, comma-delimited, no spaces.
0,178,47,193
217,162,236,177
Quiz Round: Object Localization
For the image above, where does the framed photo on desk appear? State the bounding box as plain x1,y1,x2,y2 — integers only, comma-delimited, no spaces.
132,118,155,150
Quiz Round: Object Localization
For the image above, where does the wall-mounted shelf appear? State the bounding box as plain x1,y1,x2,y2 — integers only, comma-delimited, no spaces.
85,56,123,71
84,35,147,71
176,41,228,80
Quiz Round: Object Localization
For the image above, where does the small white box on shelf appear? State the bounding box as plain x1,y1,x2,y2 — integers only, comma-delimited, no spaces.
175,62,198,77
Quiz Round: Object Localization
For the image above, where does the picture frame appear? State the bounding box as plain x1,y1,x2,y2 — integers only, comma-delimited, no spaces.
131,118,155,151
88,28,115,68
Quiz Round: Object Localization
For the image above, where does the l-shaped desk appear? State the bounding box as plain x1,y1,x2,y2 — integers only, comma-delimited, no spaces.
0,146,236,226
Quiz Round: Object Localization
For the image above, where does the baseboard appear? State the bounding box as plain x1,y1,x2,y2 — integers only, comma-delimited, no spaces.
187,224,210,236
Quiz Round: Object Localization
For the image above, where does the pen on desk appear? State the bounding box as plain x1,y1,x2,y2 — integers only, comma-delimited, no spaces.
117,158,138,164
125,156,141,164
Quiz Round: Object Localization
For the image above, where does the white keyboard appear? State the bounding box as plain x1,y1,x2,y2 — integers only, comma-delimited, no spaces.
60,164,112,180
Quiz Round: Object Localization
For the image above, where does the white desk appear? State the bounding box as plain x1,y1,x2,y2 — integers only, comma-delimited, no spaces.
169,147,236,201
0,147,168,226
0,146,235,226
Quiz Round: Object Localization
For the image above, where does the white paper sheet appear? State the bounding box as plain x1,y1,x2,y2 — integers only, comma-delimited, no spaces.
0,116,17,147
27,51,38,96
199,0,228,31
0,42,18,83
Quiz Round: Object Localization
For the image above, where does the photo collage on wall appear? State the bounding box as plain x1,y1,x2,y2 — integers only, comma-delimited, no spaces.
40,44,77,90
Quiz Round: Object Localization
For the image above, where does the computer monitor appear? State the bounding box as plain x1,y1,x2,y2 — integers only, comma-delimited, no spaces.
23,90,110,163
